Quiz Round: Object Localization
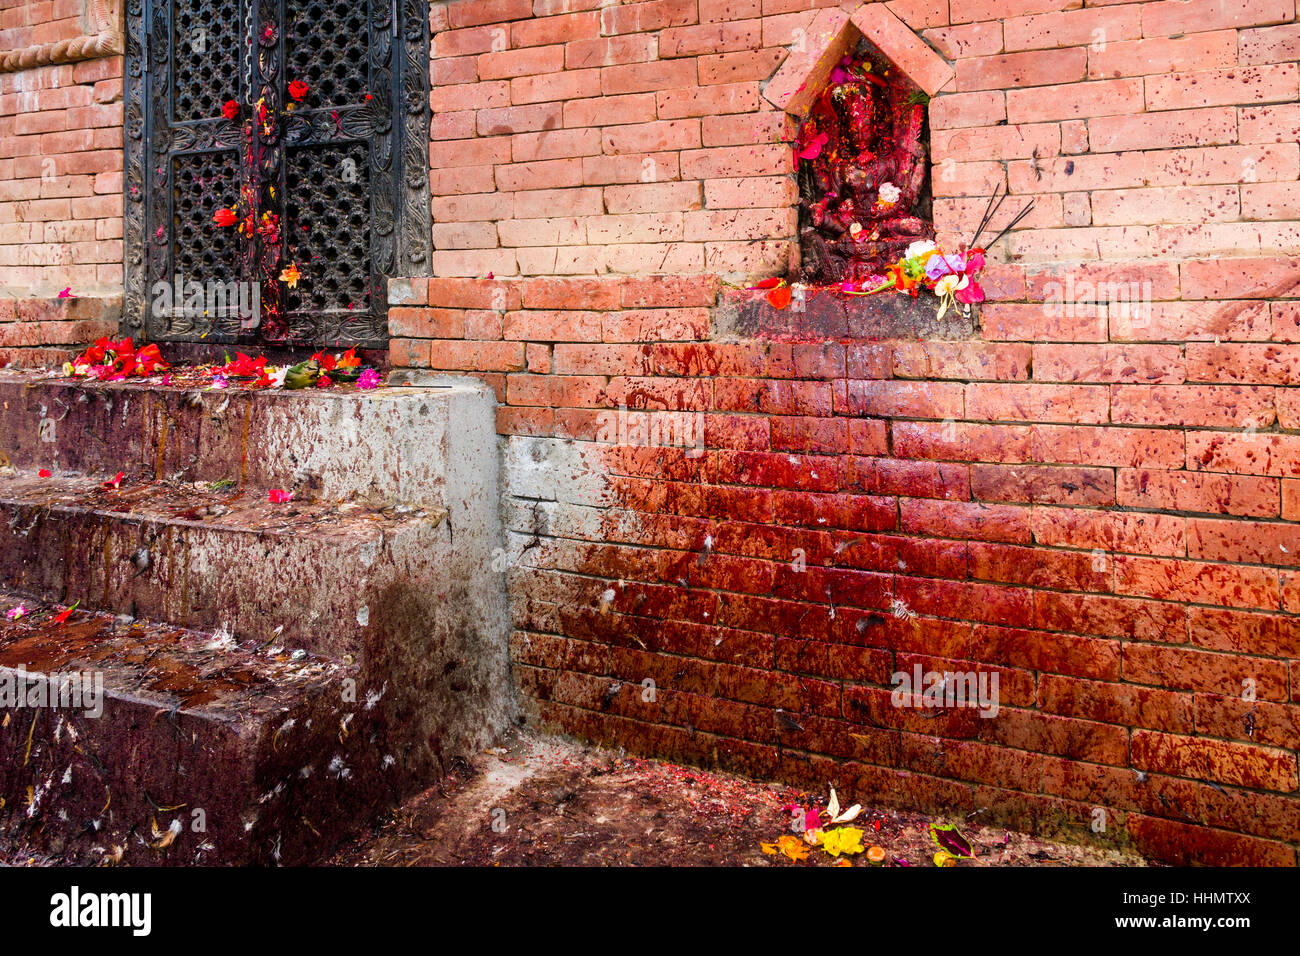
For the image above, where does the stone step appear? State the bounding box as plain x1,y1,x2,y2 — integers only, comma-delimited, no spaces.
0,372,487,505
0,470,449,665
0,371,517,863
0,589,400,865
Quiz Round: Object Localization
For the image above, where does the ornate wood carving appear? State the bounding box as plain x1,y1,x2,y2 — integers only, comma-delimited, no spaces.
122,0,430,347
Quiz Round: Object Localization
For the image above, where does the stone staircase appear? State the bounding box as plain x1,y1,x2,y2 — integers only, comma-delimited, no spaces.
0,371,515,864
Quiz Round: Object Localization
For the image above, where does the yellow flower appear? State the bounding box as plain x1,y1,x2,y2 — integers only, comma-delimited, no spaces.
820,827,865,857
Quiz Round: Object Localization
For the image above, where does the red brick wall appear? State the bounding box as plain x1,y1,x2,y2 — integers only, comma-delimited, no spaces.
397,0,1300,865
0,0,122,365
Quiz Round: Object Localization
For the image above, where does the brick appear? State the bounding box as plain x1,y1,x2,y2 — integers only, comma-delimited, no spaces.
659,19,762,58
478,103,565,135
478,44,566,80
563,92,658,128
1032,507,1186,557
1089,107,1237,153
446,0,532,29
931,122,1060,163
1240,23,1300,65
703,176,797,210
923,22,1004,60
1242,182,1300,222
1010,6,1142,51
955,48,1086,92
503,309,603,341
1189,517,1300,568
512,127,602,162
971,464,1114,506
1182,256,1300,299
950,0,1082,23
602,58,698,96
1132,730,1297,791
1190,606,1300,658
565,35,658,69
600,0,698,36
1118,470,1281,518
495,158,585,191
966,383,1109,424
1112,385,1275,429
698,49,788,86
427,277,523,310
1142,0,1294,38
602,119,701,154
1091,185,1240,226
512,68,602,104
1032,344,1184,384
604,181,703,214
1147,64,1298,112
701,111,794,148
928,90,1006,130
429,80,510,113
513,186,604,219
680,144,793,179
658,81,760,118
1126,815,1296,867
513,10,601,47
1114,556,1278,610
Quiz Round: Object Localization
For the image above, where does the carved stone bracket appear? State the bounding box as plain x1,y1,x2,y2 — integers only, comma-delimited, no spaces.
0,0,124,74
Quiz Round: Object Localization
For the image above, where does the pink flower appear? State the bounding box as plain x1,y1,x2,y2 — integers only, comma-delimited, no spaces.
268,489,294,503
955,279,985,305
210,374,228,389
6,605,27,621
356,368,381,390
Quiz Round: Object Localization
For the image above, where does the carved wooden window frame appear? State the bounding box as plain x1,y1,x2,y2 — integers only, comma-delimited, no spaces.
121,0,431,349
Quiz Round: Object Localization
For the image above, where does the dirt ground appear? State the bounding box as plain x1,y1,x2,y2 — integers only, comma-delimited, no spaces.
0,730,1148,868
330,731,1148,868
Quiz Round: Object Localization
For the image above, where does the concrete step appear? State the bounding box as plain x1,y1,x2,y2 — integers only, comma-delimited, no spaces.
0,372,485,504
0,371,517,863
0,589,398,865
0,471,448,663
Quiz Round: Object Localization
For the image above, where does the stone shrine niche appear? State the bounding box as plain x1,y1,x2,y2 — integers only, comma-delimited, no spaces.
796,40,934,286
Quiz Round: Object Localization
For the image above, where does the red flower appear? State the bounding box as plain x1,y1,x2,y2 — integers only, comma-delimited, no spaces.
268,489,294,503
38,469,51,478
767,284,793,309
288,79,309,102
213,207,238,227
51,601,79,625
217,352,267,378
103,471,125,490
134,343,168,374
222,99,240,120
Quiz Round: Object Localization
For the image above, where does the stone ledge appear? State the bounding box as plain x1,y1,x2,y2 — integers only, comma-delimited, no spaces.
716,286,976,341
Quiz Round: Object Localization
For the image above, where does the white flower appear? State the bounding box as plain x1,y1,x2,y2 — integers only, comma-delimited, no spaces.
935,274,961,296
878,181,901,204
906,240,938,260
